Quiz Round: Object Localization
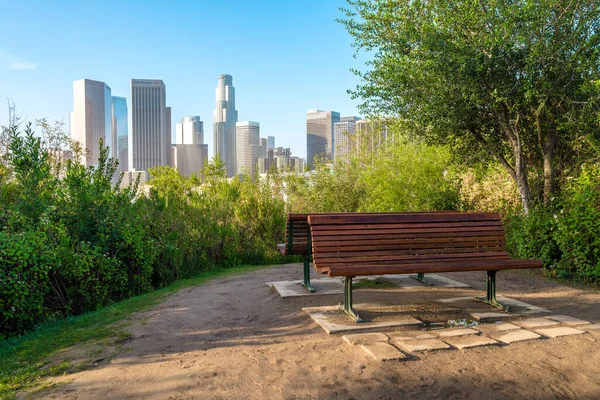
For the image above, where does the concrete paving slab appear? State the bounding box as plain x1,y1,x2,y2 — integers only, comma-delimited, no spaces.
535,327,586,338
388,331,437,340
391,338,451,352
496,296,551,314
357,274,470,289
361,343,406,361
581,323,600,333
266,278,342,298
546,315,591,326
435,328,479,338
474,322,521,334
470,312,511,321
439,296,549,315
343,333,389,346
303,304,423,334
515,318,560,329
489,329,542,344
443,335,499,349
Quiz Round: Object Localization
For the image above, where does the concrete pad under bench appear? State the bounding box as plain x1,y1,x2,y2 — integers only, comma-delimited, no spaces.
515,318,560,329
392,337,452,352
439,296,549,315
361,343,406,361
535,327,586,338
546,315,591,326
474,322,522,334
366,274,469,289
303,304,423,334
434,328,479,338
266,278,342,298
443,335,499,349
489,329,542,344
343,333,389,346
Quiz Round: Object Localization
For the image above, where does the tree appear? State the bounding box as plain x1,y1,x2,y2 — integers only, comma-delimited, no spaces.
340,0,600,213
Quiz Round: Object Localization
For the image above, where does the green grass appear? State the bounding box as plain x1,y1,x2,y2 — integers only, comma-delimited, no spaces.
353,277,397,289
0,264,270,400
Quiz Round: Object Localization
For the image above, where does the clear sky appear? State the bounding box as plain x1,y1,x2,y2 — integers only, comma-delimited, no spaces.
0,0,365,159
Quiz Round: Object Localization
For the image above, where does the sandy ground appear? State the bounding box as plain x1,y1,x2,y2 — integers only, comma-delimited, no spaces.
30,263,600,400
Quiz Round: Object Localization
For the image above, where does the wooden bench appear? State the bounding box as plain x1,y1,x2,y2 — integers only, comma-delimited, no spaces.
278,212,445,292
307,212,542,322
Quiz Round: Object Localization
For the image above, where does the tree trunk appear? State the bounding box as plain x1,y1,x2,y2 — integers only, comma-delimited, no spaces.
514,139,532,215
542,129,557,204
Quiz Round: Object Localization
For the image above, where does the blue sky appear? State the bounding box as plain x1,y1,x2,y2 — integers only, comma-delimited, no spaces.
0,0,365,159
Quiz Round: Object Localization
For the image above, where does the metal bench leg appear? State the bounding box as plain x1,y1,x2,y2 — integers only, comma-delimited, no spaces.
410,272,433,286
474,270,512,312
300,256,315,292
340,277,363,322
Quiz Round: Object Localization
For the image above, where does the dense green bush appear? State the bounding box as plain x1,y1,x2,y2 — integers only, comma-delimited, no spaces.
506,164,600,283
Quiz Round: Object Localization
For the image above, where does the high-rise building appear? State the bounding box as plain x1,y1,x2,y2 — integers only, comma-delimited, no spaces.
267,136,275,150
176,116,204,145
213,74,238,177
72,79,112,166
259,137,268,157
111,96,128,171
236,121,262,178
129,79,170,172
334,116,361,160
171,144,208,177
306,109,340,169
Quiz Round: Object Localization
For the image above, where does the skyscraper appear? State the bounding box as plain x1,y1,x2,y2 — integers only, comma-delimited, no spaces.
129,79,170,172
213,74,238,177
334,116,361,160
111,96,128,171
72,79,112,166
176,116,204,145
306,109,340,169
172,116,207,177
236,121,262,178
267,136,275,150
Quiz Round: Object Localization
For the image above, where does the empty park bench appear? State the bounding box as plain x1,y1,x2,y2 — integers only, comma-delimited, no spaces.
307,212,543,322
277,212,445,292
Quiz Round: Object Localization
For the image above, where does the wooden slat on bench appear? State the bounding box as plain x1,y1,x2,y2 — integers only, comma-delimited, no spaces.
315,251,512,264
326,259,542,276
308,212,500,225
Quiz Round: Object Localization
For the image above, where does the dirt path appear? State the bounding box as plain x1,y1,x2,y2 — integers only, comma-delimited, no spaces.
33,264,600,399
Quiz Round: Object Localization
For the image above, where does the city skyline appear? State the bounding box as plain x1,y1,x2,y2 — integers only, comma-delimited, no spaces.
0,1,363,160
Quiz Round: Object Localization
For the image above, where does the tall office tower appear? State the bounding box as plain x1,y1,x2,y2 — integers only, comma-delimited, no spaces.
259,137,268,157
213,74,238,177
171,144,208,177
267,136,275,150
111,96,128,171
176,116,204,144
166,107,172,166
306,109,340,169
334,116,361,160
236,121,262,178
129,79,169,172
72,79,112,166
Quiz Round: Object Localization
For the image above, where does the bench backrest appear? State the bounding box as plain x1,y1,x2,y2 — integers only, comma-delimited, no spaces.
282,211,457,256
307,212,508,273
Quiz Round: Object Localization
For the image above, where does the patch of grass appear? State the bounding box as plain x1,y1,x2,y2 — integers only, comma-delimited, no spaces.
0,264,270,400
354,277,397,289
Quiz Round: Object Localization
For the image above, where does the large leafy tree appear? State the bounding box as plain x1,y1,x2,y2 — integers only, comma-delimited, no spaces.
340,0,600,213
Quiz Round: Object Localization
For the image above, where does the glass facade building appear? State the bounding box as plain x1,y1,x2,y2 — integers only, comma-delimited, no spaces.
176,116,204,145
306,109,340,169
111,96,128,171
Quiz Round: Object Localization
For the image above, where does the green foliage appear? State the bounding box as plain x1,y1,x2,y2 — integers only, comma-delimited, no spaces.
506,164,600,283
